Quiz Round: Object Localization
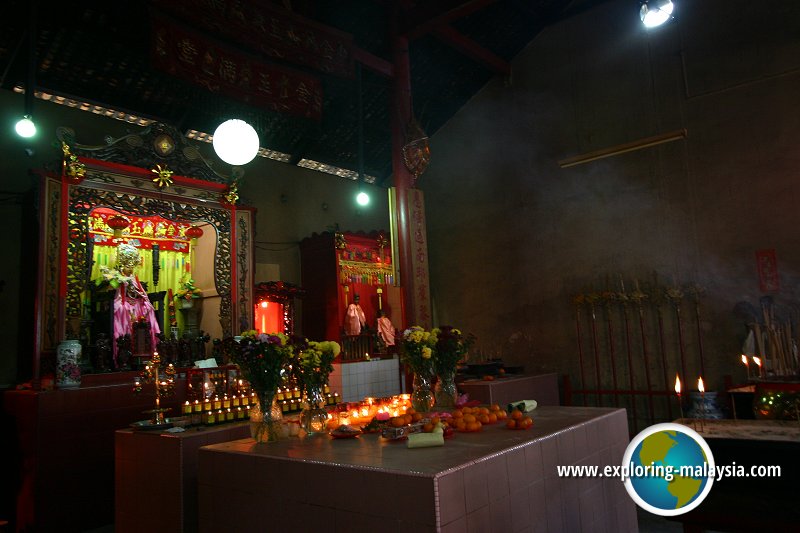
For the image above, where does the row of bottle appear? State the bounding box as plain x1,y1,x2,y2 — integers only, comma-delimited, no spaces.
182,393,255,414
180,403,253,426
278,391,340,414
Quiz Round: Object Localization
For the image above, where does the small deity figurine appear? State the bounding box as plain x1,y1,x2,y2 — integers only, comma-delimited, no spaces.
344,294,366,335
376,309,396,348
116,334,132,371
94,332,112,372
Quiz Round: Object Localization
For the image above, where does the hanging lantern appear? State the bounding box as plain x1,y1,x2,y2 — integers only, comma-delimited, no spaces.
186,225,204,244
107,215,130,238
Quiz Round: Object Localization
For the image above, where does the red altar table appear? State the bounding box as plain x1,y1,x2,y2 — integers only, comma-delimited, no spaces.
115,422,251,533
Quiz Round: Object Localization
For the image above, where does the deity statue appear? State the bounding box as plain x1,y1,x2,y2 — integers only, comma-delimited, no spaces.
99,243,161,367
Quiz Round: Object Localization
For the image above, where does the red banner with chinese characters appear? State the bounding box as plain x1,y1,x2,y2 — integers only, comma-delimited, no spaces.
756,249,780,292
89,208,193,252
151,0,355,78
409,189,432,328
150,12,323,119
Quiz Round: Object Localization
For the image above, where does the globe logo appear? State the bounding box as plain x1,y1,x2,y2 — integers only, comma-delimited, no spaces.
622,422,715,516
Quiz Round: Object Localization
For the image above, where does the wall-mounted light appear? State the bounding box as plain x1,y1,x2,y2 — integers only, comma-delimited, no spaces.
212,119,260,166
640,0,674,28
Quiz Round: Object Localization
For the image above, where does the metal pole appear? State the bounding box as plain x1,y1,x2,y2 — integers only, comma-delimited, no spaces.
603,294,620,407
574,296,588,406
587,295,603,407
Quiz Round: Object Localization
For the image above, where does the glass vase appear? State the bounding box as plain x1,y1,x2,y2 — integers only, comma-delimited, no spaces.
300,385,329,434
250,390,283,443
434,367,457,410
411,371,435,413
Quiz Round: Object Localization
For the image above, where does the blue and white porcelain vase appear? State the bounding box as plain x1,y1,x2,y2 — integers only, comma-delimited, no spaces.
56,339,82,388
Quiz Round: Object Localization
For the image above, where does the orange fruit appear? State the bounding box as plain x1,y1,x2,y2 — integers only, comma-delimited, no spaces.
390,416,405,428
479,407,490,416
411,412,423,422
452,409,464,418
462,406,472,414
463,414,476,423
406,408,416,415
423,422,434,433
430,416,441,426
455,419,467,431
521,417,533,429
482,375,494,381
479,414,490,424
488,413,498,424
466,421,480,432
490,404,501,412
404,414,413,425
506,419,517,429
511,409,523,420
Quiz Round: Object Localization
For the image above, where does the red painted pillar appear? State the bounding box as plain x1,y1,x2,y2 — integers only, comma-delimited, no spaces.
391,33,416,329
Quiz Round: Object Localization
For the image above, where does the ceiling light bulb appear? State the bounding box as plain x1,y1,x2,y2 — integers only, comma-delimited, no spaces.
640,0,674,28
356,191,370,206
212,119,260,166
15,115,36,138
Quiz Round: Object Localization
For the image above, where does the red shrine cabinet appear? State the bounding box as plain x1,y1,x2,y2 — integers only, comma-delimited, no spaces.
300,231,403,359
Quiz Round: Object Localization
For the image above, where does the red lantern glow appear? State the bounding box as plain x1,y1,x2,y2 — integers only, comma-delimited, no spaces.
186,226,204,241
107,215,130,238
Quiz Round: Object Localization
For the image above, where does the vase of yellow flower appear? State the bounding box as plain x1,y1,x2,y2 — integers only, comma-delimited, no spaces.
400,326,437,413
297,339,340,434
411,369,435,413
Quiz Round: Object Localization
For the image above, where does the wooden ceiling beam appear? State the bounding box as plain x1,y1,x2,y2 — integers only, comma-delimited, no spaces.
403,0,501,40
433,24,510,76
352,46,394,78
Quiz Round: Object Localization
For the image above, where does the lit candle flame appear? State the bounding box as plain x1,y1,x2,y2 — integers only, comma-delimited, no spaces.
741,354,748,366
674,374,681,395
698,377,705,393
753,356,762,367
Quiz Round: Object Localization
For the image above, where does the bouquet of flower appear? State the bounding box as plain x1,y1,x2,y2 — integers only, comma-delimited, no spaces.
296,339,340,392
221,331,294,394
399,325,436,374
175,277,203,301
432,326,475,375
96,265,137,291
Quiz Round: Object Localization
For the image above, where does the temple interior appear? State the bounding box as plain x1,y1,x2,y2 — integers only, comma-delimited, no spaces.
1,1,799,532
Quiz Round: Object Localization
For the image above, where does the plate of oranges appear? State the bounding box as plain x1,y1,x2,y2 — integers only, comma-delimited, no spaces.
450,404,508,432
505,407,533,430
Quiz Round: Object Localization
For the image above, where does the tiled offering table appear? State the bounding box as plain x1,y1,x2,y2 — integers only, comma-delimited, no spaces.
458,372,560,407
116,422,251,533
198,406,635,532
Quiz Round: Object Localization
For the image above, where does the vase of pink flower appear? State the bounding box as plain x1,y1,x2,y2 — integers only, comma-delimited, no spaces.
221,331,293,443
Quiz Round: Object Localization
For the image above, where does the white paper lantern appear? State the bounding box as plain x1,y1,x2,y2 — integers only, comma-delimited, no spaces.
212,119,260,166
15,115,36,138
